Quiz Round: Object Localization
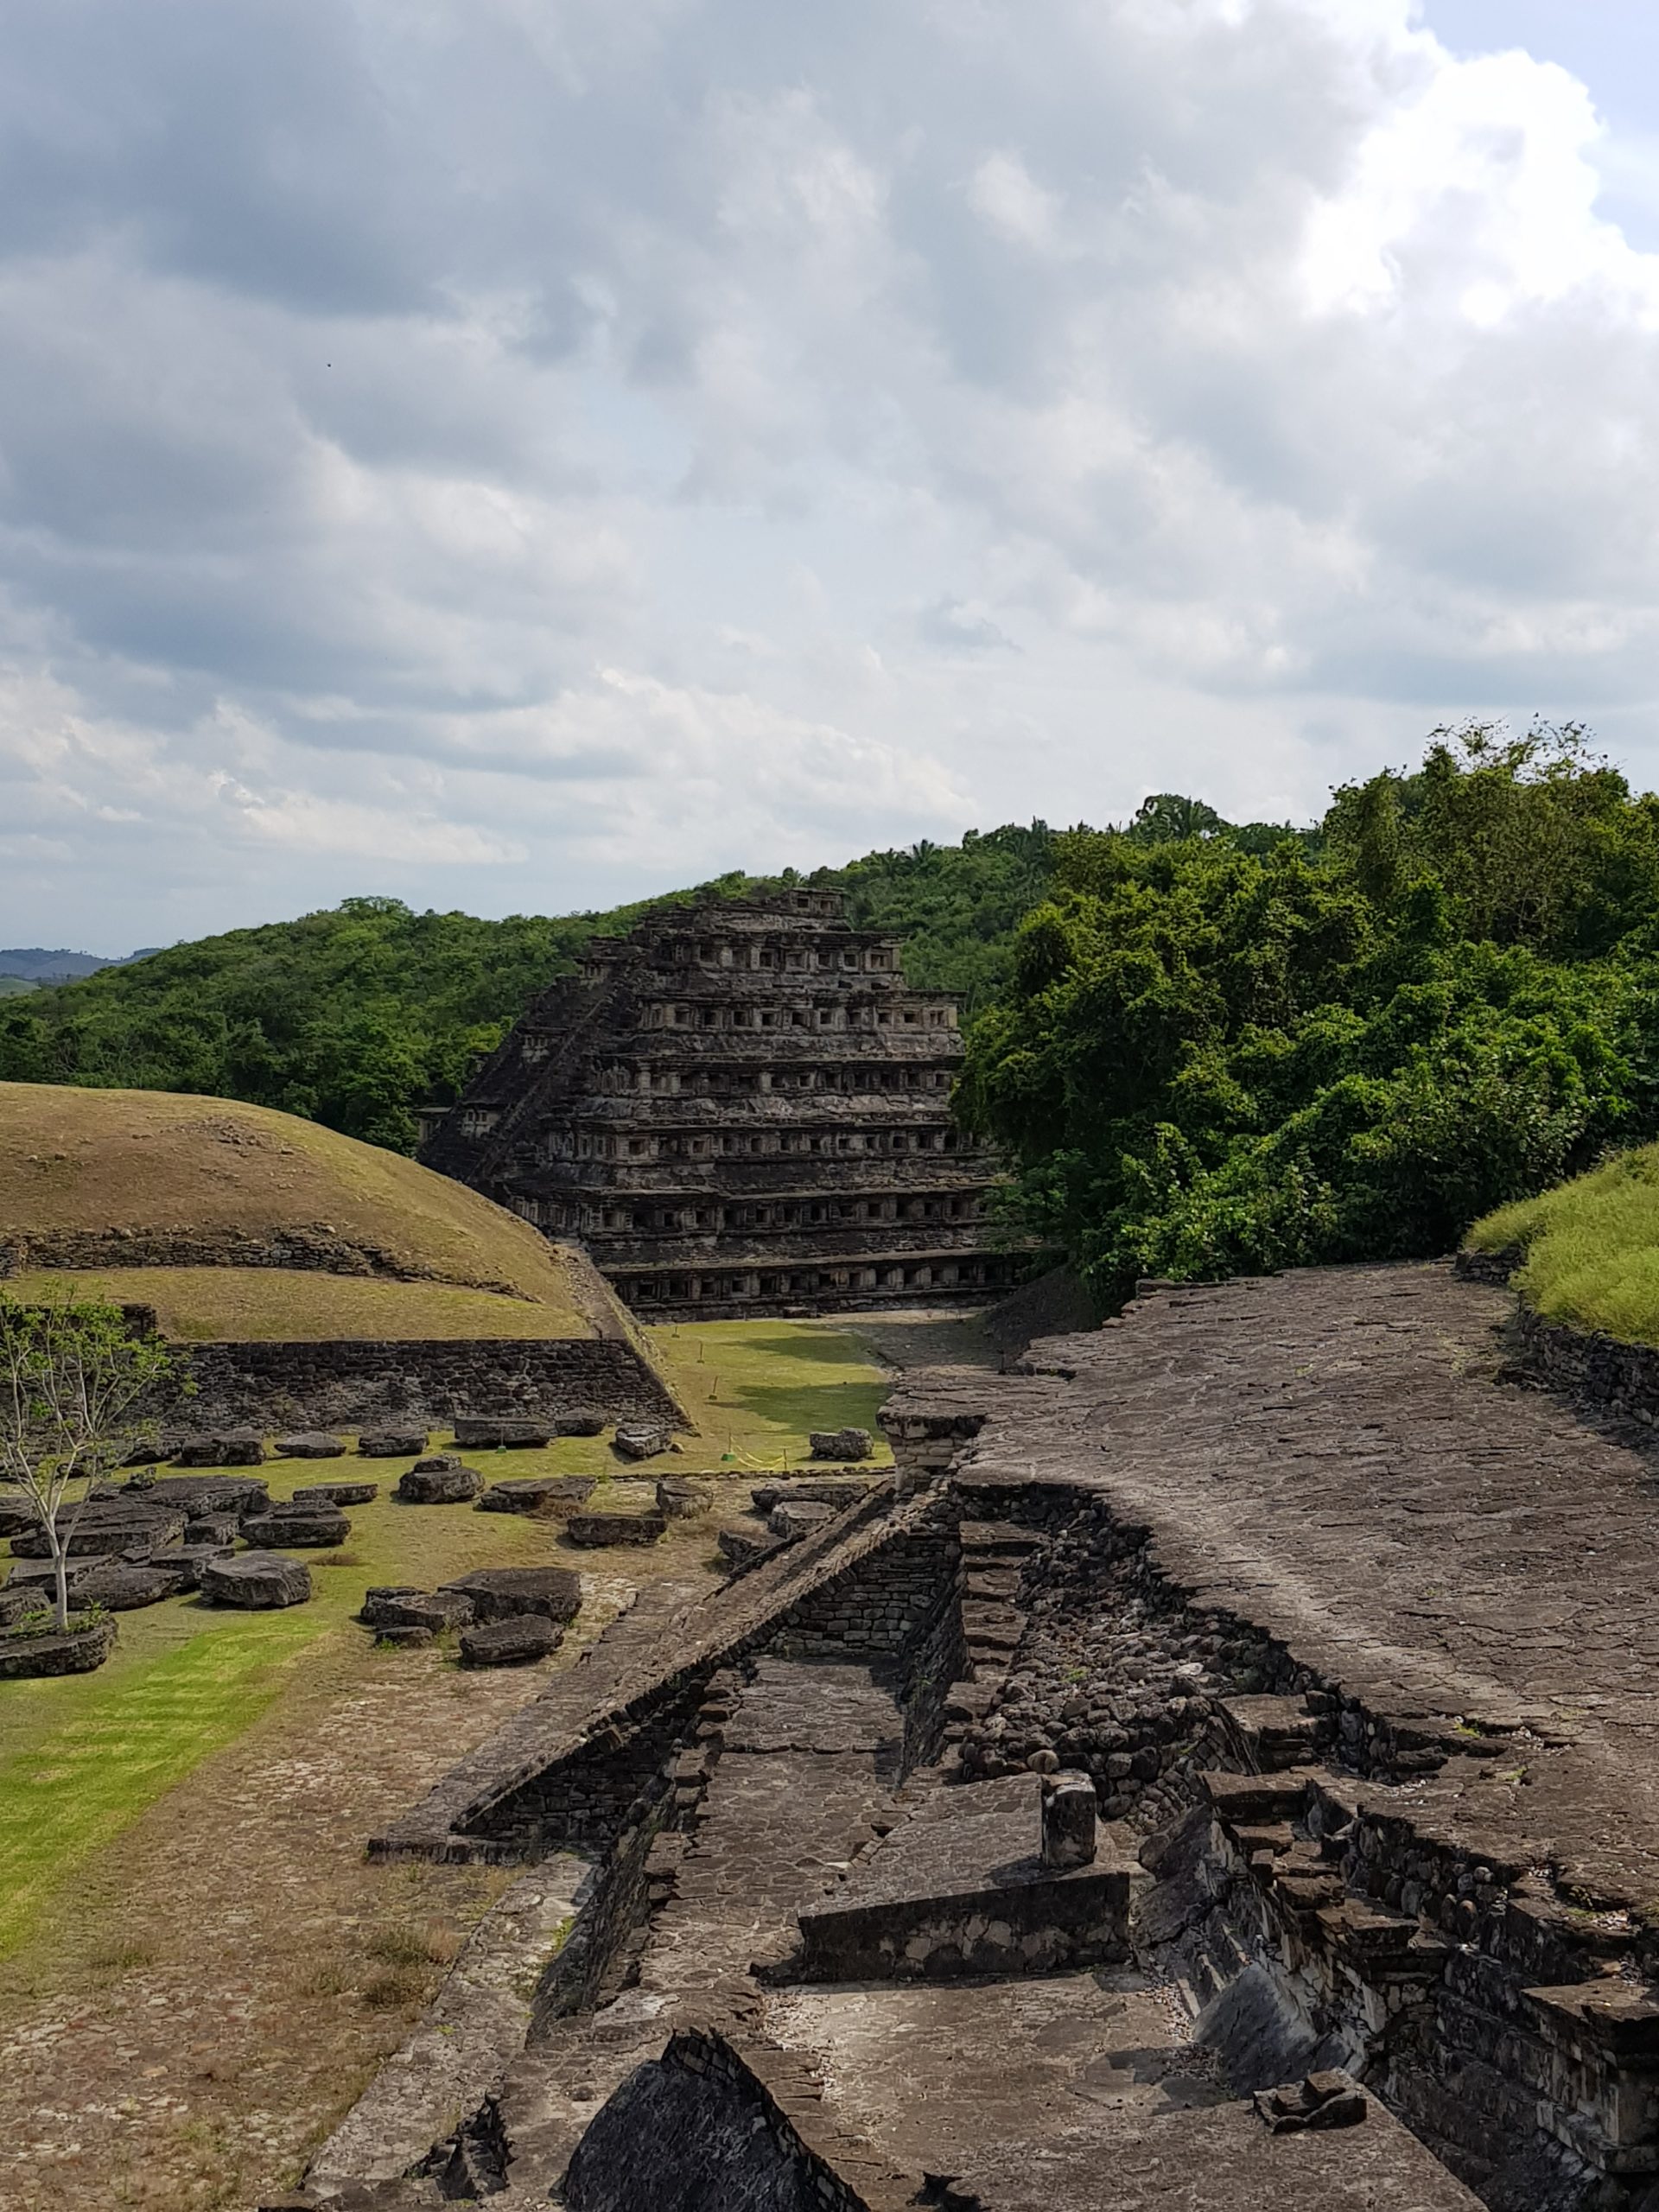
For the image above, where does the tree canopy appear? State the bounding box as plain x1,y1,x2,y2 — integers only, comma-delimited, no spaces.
959,725,1659,1304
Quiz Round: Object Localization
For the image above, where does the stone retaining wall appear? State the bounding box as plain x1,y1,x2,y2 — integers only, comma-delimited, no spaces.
165,1333,685,1433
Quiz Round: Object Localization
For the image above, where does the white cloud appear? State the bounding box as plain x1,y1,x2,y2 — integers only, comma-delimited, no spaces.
1,0,1658,946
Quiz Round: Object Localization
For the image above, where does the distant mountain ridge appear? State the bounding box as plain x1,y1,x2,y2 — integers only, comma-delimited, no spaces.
0,946,157,982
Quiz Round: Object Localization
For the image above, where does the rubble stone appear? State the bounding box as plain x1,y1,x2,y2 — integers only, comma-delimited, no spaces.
437,1567,582,1625
459,1615,563,1667
358,1427,429,1458
199,1551,312,1609
564,1510,667,1548
395,1459,485,1505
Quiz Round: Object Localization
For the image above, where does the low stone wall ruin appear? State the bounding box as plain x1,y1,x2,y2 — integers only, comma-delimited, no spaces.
160,1332,684,1437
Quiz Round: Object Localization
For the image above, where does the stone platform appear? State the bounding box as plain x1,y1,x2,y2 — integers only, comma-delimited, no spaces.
276,1261,1659,2211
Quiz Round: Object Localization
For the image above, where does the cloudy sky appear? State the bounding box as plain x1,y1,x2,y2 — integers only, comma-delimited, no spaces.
3,0,1658,949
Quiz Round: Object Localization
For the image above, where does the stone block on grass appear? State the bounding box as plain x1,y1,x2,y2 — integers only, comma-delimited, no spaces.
200,1551,312,1609
612,1421,672,1461
241,1507,351,1548
275,1432,346,1459
290,1480,379,1506
9,1503,186,1559
173,1429,267,1467
395,1458,485,1504
374,1624,435,1650
358,1427,429,1459
131,1474,271,1519
475,1475,596,1516
73,1560,194,1611
459,1615,563,1668
556,1411,606,1438
0,1616,117,1677
451,1414,554,1450
656,1478,713,1519
365,1592,474,1634
437,1566,582,1625
565,1510,668,1548
808,1427,874,1461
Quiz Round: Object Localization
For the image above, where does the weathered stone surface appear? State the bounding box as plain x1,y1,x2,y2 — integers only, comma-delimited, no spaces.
749,1478,869,1513
437,1567,582,1626
129,1473,270,1518
275,1432,346,1459
1041,1770,1098,1869
612,1421,671,1461
358,1427,429,1458
459,1614,564,1667
0,1616,117,1677
9,1502,186,1558
184,1512,242,1548
364,1591,474,1634
769,1498,836,1541
173,1332,685,1440
716,1522,785,1571
242,1507,351,1548
396,1459,485,1505
372,1624,435,1649
359,1586,423,1623
655,1478,712,1519
475,1475,596,1516
796,1774,1132,1982
173,1428,266,1466
143,1543,235,1589
555,1412,607,1438
291,1480,379,1506
0,1580,43,1627
564,1510,667,1548
451,1414,554,1450
199,1550,312,1609
808,1426,874,1461
0,1500,39,1539
73,1560,194,1611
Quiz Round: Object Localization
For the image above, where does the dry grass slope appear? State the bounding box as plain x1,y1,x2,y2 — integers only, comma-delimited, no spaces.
4,1268,594,1343
0,1082,595,1330
1469,1142,1659,1348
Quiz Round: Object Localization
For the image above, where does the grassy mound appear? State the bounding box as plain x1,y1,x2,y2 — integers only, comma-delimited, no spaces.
1468,1143,1659,1347
3,1268,593,1343
0,1082,589,1321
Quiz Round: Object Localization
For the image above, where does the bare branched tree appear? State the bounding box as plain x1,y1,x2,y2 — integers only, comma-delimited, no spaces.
0,1288,177,1633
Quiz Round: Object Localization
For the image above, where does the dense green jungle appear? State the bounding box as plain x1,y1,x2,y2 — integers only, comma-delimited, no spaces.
7,721,1658,1307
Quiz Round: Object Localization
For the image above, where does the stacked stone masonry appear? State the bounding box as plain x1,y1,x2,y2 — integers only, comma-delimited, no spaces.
418,887,1025,1319
163,1332,684,1439
279,1259,1659,2212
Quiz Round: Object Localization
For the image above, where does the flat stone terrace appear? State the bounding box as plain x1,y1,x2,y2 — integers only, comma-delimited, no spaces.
924,1259,1659,1915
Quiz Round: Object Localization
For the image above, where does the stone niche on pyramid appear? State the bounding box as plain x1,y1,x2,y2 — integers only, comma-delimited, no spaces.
418,887,1023,1319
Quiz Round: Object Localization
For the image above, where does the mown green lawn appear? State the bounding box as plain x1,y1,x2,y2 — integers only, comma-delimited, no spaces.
0,1318,893,1955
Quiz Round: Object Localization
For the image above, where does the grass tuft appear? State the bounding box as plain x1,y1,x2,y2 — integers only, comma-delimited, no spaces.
1469,1144,1659,1348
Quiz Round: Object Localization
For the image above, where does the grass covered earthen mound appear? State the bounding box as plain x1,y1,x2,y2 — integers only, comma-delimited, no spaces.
0,1082,618,1340
1468,1142,1659,1349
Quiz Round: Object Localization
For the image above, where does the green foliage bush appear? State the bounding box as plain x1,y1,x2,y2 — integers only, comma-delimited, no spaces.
959,725,1659,1304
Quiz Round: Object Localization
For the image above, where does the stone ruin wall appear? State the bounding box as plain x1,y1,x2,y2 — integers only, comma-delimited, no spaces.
159,1332,685,1440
